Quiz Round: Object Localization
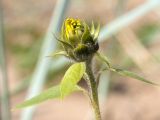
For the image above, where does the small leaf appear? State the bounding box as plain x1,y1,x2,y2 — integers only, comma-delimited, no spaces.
110,68,159,86
96,52,111,68
47,51,69,58
15,85,82,109
60,62,86,98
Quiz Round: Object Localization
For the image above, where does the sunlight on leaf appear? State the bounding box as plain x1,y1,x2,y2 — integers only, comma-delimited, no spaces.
60,62,86,98
110,68,159,86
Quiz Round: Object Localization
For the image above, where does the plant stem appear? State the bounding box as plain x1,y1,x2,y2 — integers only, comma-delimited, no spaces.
85,59,101,120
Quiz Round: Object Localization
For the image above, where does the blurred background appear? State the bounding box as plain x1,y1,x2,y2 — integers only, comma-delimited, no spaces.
1,0,160,120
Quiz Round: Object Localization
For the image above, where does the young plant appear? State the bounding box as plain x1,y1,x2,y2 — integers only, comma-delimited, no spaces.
16,18,158,120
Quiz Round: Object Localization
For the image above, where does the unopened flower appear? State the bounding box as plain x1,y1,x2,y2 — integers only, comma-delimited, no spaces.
65,18,84,45
59,18,100,61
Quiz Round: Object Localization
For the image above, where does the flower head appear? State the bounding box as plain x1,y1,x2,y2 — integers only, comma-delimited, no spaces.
59,18,100,61
63,18,84,46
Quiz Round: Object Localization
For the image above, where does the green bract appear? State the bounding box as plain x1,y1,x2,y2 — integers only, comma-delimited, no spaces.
59,18,100,61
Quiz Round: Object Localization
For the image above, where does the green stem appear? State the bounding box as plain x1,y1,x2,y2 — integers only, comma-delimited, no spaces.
85,59,101,120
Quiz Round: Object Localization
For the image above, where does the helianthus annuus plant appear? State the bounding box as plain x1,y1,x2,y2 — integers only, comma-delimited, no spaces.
16,18,158,120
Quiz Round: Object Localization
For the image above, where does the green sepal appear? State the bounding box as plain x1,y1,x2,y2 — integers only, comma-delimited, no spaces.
47,51,69,58
81,22,94,44
93,23,100,41
57,39,73,49
61,22,67,41
74,44,89,55
90,21,95,36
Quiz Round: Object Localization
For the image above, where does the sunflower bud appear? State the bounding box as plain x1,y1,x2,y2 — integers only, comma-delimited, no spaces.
65,18,84,45
60,18,100,61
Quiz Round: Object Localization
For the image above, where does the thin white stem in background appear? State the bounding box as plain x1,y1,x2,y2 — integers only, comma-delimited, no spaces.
20,0,69,120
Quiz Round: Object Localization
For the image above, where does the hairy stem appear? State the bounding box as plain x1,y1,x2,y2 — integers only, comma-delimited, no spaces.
85,59,101,120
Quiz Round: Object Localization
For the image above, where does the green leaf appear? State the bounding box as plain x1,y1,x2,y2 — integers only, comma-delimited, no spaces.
15,85,82,109
16,85,60,108
110,68,159,86
96,52,111,68
60,62,86,98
